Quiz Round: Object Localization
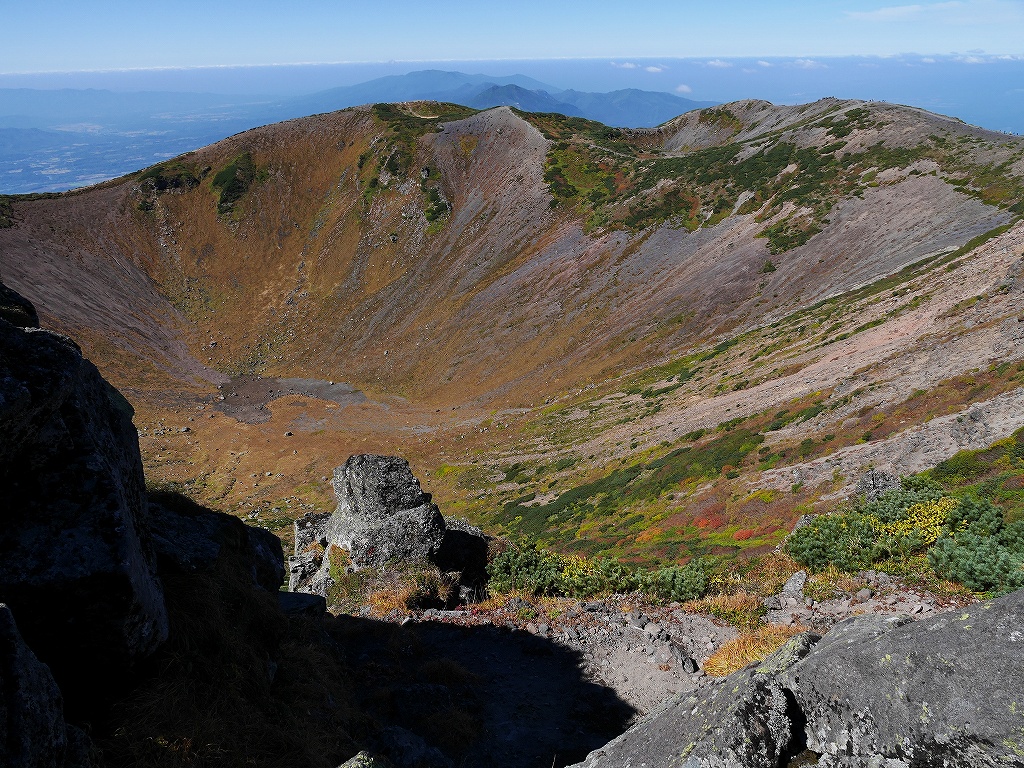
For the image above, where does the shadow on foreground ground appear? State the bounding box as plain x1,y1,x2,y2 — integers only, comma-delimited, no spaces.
329,613,635,768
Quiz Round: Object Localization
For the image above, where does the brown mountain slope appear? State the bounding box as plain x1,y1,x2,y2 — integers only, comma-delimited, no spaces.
1,98,1023,560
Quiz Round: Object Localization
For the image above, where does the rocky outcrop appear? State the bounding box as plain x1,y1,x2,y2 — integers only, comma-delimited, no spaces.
854,468,901,501
148,493,284,593
572,587,1024,767
289,455,489,598
0,302,168,710
329,455,447,568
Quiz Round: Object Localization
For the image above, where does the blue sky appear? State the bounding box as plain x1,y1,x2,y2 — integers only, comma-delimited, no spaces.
2,0,1022,73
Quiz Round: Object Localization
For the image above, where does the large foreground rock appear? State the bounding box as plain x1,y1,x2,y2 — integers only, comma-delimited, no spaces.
289,455,488,596
330,454,448,568
572,634,817,768
572,589,1024,767
781,591,1024,766
0,295,168,711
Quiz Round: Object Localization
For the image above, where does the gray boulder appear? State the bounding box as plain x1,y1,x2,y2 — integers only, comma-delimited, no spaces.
330,455,447,568
338,752,395,768
854,468,901,502
572,634,819,768
781,590,1024,767
573,589,1024,767
576,674,792,767
0,308,168,711
290,456,489,598
288,511,334,594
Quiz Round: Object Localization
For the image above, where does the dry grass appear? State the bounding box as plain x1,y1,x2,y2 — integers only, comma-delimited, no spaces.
683,591,766,630
803,565,864,603
703,624,809,677
364,565,458,617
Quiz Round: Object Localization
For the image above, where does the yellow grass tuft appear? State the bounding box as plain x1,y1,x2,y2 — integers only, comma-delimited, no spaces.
683,591,765,630
703,624,808,677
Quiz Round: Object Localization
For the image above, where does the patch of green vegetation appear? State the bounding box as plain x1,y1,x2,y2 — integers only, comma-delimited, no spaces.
787,475,1024,595
212,152,263,215
139,161,202,192
815,106,874,139
495,427,764,542
361,103,476,211
758,217,821,254
424,185,449,222
522,103,1024,251
487,543,712,602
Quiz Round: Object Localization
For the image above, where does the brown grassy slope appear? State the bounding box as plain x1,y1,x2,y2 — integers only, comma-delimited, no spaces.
3,100,1015,409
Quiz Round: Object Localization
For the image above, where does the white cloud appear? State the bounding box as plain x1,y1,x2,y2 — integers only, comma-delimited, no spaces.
645,65,667,73
793,58,827,69
845,0,1022,24
611,61,638,69
757,60,773,67
846,3,953,22
675,83,693,93
706,59,732,68
954,54,987,63
921,56,937,63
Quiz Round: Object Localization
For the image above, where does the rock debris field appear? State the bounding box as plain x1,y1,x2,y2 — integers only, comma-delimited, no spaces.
358,569,974,728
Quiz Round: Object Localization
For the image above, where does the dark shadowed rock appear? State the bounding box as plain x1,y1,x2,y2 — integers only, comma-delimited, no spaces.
148,493,285,593
781,590,1024,767
0,282,39,328
0,603,67,768
434,517,490,586
372,726,453,768
278,591,327,619
0,299,168,713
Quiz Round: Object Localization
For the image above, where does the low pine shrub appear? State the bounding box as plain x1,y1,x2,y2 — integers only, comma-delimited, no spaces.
785,476,1024,594
927,497,1024,595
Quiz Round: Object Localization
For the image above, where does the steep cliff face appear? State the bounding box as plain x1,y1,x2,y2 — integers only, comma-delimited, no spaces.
0,298,169,711
0,283,289,762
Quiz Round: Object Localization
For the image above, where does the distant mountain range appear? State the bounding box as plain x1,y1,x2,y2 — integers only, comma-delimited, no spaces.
281,70,714,126
0,70,715,194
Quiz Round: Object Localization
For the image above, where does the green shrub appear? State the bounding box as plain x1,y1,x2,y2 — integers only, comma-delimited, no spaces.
786,478,949,571
644,562,709,602
0,196,13,228
486,544,711,602
486,546,562,596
